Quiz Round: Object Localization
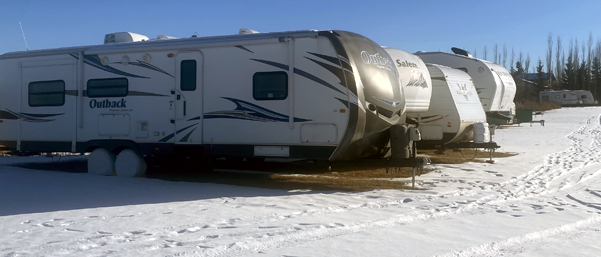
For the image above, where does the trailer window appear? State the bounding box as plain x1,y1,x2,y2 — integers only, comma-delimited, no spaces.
253,71,288,100
582,95,587,99
87,78,128,98
28,80,65,107
180,60,197,91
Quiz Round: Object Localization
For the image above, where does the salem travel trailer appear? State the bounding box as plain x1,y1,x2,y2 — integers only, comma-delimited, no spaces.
416,49,516,124
0,30,411,176
416,64,489,148
384,48,488,148
384,48,432,114
539,90,595,106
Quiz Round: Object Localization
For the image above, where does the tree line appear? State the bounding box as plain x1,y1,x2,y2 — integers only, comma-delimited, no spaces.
475,33,601,103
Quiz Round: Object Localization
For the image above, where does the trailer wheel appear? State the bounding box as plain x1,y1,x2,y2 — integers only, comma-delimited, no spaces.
88,148,116,176
115,149,147,177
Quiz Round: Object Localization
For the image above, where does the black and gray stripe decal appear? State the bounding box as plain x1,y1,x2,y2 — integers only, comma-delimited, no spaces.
304,57,346,87
235,45,254,53
250,59,345,95
308,52,352,72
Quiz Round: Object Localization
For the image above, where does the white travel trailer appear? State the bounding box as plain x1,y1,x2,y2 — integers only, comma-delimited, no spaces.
384,48,432,113
0,30,410,175
385,48,487,148
539,90,595,106
416,64,489,148
415,49,516,116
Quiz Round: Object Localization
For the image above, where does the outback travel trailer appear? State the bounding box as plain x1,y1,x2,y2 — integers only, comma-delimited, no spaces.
0,29,413,176
416,48,517,124
539,90,595,106
416,64,489,148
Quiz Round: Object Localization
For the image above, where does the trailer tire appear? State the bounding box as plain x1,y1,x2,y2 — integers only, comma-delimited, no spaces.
88,148,116,176
115,149,147,177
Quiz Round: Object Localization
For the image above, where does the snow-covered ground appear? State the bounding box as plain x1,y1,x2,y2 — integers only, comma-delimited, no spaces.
1,107,601,257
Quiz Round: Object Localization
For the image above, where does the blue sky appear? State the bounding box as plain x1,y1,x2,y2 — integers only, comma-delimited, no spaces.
1,0,600,72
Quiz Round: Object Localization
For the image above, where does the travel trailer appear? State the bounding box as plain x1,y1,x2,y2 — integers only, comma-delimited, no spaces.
383,48,432,113
385,48,488,148
415,49,516,124
415,64,489,148
539,90,595,106
0,29,412,176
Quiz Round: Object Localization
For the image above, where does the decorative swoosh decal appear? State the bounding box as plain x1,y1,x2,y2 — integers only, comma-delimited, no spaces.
204,97,311,123
70,54,149,79
421,115,450,123
0,109,64,123
158,123,199,142
128,60,174,78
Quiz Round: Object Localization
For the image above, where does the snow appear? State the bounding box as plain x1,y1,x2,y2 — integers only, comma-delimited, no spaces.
1,107,601,257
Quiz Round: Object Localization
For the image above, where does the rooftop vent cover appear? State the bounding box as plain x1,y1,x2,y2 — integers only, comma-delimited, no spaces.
239,28,260,34
104,32,149,44
451,47,473,58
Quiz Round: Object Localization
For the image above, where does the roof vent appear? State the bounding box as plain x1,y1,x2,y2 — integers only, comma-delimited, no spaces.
104,32,149,44
451,47,473,58
157,35,177,40
239,28,260,34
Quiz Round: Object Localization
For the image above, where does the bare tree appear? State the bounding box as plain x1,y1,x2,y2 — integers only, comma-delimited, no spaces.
525,53,531,74
519,51,524,69
510,47,515,72
502,44,508,69
587,33,594,90
483,45,487,60
493,43,498,63
556,36,563,88
574,38,579,72
547,33,553,87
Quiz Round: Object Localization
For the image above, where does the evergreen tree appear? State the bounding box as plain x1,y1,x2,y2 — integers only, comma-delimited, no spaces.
592,56,601,101
512,61,526,101
578,60,587,90
536,60,545,92
562,59,576,89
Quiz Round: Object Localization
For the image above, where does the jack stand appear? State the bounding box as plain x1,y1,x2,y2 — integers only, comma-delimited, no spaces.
486,148,495,164
412,167,416,189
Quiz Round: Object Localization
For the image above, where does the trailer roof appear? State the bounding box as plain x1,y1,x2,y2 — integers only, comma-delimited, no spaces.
1,30,321,60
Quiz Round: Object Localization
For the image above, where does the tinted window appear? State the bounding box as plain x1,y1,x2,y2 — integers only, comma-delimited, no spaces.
253,72,288,100
87,78,128,98
29,80,65,107
181,60,197,91
582,95,587,99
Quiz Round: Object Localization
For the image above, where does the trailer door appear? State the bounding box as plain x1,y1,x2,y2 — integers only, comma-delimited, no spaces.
20,59,77,152
174,51,204,145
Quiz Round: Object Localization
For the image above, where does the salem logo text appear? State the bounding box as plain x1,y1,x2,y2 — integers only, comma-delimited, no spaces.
89,99,127,109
